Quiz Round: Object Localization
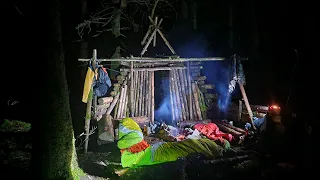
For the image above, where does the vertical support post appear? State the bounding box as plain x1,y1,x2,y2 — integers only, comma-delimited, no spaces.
150,71,155,124
84,49,97,153
169,71,175,123
130,61,134,116
187,62,193,120
238,82,256,130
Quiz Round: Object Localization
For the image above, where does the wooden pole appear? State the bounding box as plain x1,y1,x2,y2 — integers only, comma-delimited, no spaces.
150,71,155,124
120,66,202,72
117,87,125,118
174,70,187,121
153,17,158,47
238,82,256,130
138,72,143,116
169,71,176,123
124,86,129,117
130,62,134,116
141,71,146,116
192,83,202,120
141,26,152,45
134,71,139,116
107,93,120,115
141,19,163,56
148,71,152,121
157,28,176,54
187,62,193,120
172,70,182,121
145,70,150,118
79,57,228,62
84,88,93,153
178,69,189,120
170,71,179,122
84,49,97,153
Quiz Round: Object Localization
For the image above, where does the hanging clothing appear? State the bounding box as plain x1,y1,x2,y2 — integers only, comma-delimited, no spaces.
228,55,246,94
93,67,112,98
82,66,95,103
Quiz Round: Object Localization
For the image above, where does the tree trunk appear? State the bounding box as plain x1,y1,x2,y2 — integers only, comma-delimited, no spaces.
36,0,81,179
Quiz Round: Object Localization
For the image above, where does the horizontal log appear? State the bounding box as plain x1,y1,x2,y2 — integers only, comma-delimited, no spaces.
120,66,203,72
120,62,169,67
218,121,247,134
200,84,215,89
79,57,229,62
214,121,243,136
98,96,113,105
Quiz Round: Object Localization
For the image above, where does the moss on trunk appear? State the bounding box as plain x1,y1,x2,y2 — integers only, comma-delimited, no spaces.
37,0,83,179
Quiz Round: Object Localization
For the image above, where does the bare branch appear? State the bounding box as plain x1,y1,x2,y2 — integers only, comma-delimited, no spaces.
75,0,178,38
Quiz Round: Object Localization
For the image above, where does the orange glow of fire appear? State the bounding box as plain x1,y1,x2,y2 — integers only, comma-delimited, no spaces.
269,105,280,110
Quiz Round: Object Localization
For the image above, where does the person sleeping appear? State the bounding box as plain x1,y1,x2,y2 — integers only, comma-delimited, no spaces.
117,117,231,168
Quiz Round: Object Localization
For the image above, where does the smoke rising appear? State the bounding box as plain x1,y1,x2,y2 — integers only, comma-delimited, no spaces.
154,77,173,125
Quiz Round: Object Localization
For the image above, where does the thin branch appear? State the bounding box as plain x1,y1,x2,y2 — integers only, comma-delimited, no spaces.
75,0,178,38
14,4,23,15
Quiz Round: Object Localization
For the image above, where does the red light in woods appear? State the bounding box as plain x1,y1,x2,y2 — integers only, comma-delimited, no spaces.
269,105,280,110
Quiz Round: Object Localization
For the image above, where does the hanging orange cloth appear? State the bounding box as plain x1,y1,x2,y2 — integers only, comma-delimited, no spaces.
82,67,95,103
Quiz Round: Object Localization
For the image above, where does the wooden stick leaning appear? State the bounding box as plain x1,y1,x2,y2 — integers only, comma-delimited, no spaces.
174,70,187,121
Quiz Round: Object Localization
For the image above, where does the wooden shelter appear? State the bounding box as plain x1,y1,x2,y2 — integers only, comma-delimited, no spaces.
78,15,253,153
79,51,225,123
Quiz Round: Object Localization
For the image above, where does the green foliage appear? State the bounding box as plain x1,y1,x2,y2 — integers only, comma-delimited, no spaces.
0,119,31,133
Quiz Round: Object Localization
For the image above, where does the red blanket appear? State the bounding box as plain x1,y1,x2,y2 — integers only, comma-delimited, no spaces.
194,123,233,143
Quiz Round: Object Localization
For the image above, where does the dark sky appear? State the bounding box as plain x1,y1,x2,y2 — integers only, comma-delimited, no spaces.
4,0,305,112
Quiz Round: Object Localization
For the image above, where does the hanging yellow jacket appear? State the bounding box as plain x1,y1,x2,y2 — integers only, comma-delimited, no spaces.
82,67,95,103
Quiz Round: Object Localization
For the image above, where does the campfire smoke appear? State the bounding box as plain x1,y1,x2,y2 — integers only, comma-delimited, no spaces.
154,78,174,125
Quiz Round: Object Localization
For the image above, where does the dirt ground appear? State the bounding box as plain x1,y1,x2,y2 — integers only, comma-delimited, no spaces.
0,120,301,180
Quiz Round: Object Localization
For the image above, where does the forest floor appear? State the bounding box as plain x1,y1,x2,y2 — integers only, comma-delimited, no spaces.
0,119,298,180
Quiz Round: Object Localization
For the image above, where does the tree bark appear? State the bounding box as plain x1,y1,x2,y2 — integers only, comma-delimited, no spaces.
35,0,81,179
